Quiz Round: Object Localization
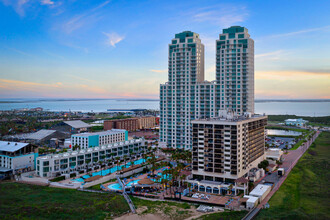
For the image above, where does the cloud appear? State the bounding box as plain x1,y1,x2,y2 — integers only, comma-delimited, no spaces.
0,78,109,98
66,74,97,83
61,42,89,53
150,69,167,73
63,1,110,33
103,32,125,47
258,25,330,40
255,72,330,99
255,70,330,80
1,0,30,16
40,0,53,5
190,5,249,27
5,47,34,57
0,79,63,90
42,50,64,59
255,50,288,61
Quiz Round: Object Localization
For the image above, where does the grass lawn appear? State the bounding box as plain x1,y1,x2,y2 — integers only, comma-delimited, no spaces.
257,132,330,220
194,210,248,220
0,183,129,219
289,130,315,150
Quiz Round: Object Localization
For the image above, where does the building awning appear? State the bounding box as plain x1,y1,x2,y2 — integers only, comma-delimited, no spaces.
0,167,13,172
14,164,32,170
235,177,249,184
138,178,155,185
240,197,249,203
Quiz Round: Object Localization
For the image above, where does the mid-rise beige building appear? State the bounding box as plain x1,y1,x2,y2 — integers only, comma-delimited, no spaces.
138,117,156,129
189,110,267,195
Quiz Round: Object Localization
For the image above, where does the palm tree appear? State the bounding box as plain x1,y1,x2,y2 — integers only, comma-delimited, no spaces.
115,157,120,172
180,174,186,188
100,160,104,176
129,149,134,166
85,159,91,172
142,153,148,165
110,153,115,166
228,184,233,195
123,155,128,168
147,154,157,177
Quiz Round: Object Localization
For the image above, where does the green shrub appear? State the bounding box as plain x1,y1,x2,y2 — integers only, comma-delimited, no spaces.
49,176,65,182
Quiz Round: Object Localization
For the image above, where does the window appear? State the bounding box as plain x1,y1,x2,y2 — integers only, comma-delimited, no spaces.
238,34,244,39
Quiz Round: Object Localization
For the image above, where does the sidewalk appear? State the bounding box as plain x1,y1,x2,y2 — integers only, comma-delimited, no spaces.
258,131,320,208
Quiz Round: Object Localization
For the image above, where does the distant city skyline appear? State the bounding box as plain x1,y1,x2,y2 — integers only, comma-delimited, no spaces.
0,0,329,99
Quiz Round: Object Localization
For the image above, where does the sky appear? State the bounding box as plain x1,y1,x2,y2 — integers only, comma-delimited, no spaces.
0,0,329,99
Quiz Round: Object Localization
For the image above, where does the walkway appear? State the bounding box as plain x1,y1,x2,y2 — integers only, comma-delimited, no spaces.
117,176,137,214
259,131,320,208
243,131,320,220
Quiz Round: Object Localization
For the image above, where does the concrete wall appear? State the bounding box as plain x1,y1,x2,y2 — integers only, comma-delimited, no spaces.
82,173,116,188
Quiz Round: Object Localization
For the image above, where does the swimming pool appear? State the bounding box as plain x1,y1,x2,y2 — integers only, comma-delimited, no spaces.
108,183,122,190
72,178,84,182
90,158,149,177
107,179,142,190
152,173,172,183
127,179,141,186
72,157,150,183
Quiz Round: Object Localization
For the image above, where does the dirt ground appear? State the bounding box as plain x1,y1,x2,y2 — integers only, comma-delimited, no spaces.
114,205,222,220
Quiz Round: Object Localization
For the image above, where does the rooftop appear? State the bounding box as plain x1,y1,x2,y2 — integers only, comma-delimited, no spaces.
37,138,144,160
72,129,126,137
235,177,249,184
26,129,57,140
175,31,199,40
192,110,267,124
249,184,271,196
223,26,247,34
63,120,92,129
0,141,29,153
243,195,259,203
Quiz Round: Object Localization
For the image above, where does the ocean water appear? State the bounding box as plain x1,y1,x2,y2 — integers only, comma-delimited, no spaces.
0,99,329,116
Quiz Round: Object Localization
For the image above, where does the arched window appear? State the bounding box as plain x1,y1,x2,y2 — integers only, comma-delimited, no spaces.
194,184,198,190
213,187,219,194
199,185,205,192
206,186,212,193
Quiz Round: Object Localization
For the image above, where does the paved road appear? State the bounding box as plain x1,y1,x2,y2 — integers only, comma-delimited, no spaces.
258,131,320,208
242,131,320,220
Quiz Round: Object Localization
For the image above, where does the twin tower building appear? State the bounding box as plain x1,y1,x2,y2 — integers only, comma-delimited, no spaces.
160,26,255,149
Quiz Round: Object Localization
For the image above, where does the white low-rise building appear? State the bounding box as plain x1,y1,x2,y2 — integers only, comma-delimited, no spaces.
36,138,146,178
71,129,127,149
0,141,38,177
266,148,283,164
243,195,259,209
249,184,272,202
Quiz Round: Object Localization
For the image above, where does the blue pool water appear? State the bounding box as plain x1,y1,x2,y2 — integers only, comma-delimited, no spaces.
72,158,150,183
72,178,84,182
152,173,172,183
108,179,142,190
108,183,122,190
127,179,141,186
91,158,147,177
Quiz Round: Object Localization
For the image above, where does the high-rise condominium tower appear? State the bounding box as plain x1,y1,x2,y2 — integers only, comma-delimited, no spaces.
160,26,254,149
216,26,254,115
160,31,217,149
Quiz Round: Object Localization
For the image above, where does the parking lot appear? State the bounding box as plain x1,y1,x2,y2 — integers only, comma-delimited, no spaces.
266,136,295,149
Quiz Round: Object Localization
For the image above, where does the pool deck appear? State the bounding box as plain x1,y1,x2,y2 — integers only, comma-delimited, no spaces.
102,167,169,192
59,159,146,185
